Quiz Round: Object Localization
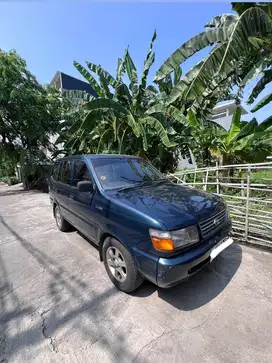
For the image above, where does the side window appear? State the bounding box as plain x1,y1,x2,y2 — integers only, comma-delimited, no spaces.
72,160,91,187
52,162,60,181
59,160,72,184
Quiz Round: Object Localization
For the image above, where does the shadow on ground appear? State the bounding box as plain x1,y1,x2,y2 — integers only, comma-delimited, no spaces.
0,188,42,197
0,213,134,362
134,243,242,310
0,208,243,361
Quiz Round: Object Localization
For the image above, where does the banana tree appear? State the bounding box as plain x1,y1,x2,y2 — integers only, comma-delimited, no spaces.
181,106,272,166
155,4,272,112
208,107,272,164
60,31,185,171
243,38,272,112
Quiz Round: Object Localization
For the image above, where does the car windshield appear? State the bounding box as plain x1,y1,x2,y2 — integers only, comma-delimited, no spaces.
91,157,165,190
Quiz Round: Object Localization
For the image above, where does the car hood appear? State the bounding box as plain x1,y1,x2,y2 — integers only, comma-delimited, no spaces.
109,181,225,230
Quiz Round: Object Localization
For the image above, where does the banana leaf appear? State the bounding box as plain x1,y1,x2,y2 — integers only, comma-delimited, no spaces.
218,8,272,75
251,93,272,112
155,27,230,82
62,90,95,102
86,62,119,88
235,118,258,141
137,30,157,105
140,116,177,148
73,61,102,97
124,50,138,96
248,70,272,104
226,106,242,144
205,14,237,28
256,115,272,132
241,56,272,86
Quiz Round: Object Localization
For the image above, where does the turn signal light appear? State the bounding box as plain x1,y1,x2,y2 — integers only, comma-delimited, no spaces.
150,226,199,251
151,236,175,251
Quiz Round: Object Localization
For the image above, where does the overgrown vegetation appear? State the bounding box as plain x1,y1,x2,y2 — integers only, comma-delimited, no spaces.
0,50,62,188
1,2,272,188
55,2,272,171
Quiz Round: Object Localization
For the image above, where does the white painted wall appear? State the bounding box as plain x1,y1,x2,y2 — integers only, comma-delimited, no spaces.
213,114,233,131
178,101,247,170
177,150,197,170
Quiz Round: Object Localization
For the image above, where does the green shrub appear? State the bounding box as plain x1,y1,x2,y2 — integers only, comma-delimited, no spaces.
0,176,19,186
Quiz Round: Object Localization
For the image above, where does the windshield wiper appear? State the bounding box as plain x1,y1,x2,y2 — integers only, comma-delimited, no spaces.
120,176,143,183
117,180,158,191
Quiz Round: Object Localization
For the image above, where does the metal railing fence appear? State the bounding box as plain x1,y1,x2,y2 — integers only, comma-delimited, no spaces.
170,162,272,249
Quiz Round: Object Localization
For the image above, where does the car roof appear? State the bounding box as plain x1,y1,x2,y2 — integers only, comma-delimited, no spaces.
58,154,141,161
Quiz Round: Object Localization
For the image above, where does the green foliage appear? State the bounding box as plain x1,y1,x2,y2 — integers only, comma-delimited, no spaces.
0,51,62,150
0,176,19,186
0,50,63,188
58,5,272,171
60,32,187,172
209,107,272,164
156,4,272,115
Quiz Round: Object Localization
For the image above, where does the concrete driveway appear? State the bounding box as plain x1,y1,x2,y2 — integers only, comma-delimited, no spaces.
0,184,272,363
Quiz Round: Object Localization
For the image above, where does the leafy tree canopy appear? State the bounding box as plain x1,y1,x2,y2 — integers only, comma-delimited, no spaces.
0,50,62,178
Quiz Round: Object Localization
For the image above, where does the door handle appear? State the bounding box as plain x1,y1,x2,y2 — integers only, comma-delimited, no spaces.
69,194,75,200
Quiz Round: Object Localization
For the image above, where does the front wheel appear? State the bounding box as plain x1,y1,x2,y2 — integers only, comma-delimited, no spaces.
103,237,143,293
54,205,70,232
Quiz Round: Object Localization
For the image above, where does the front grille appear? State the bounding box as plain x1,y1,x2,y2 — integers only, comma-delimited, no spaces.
199,208,227,239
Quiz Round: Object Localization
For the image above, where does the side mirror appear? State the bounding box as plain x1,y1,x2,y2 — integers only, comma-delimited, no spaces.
77,180,93,193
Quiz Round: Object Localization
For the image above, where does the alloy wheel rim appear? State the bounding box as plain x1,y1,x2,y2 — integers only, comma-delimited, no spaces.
56,209,61,227
106,247,127,282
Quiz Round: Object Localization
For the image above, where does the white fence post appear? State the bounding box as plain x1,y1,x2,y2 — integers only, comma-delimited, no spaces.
204,170,209,191
241,179,245,205
245,166,251,241
193,167,197,185
171,161,272,248
216,161,219,194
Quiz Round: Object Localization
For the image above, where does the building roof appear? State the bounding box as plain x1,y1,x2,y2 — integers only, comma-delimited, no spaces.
213,100,248,115
50,71,98,98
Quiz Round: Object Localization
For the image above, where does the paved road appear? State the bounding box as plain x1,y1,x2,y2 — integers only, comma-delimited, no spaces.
0,185,272,363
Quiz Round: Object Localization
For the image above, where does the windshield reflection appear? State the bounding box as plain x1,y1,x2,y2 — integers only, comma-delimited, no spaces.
91,158,164,190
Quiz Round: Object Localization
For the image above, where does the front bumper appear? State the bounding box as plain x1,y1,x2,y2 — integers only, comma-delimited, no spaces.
157,229,233,288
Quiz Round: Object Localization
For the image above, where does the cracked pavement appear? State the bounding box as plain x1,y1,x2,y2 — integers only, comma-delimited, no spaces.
0,184,272,362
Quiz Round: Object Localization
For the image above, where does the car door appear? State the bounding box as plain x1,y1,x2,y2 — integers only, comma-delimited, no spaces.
68,159,97,242
55,160,73,221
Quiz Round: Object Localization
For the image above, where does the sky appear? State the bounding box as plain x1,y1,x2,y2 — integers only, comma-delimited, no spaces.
0,1,270,123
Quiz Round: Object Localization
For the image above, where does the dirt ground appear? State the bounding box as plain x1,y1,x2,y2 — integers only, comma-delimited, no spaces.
1,184,272,363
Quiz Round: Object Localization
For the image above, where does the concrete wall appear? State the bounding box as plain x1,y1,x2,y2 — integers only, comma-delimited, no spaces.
213,114,233,131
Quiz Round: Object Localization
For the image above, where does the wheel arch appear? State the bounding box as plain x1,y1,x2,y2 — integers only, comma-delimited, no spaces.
53,201,57,217
99,233,126,262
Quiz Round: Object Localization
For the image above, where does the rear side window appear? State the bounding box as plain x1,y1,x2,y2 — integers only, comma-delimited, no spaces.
52,162,60,181
72,160,91,187
59,160,72,184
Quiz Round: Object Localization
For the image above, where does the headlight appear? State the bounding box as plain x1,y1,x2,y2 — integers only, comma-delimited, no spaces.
149,226,199,252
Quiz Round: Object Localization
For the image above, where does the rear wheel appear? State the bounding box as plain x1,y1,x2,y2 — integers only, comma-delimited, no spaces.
103,237,143,293
54,205,70,232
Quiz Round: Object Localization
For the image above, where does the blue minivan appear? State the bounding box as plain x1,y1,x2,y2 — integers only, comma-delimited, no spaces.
49,154,233,292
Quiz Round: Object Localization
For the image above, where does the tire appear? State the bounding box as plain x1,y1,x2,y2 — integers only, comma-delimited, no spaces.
54,205,70,232
102,237,143,293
